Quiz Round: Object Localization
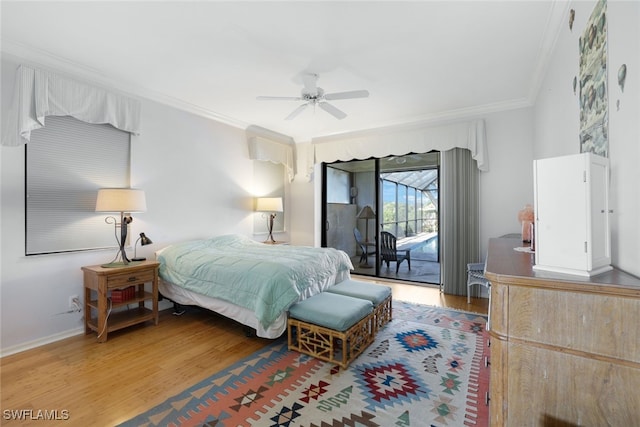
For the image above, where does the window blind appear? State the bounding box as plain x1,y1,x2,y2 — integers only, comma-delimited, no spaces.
26,116,130,255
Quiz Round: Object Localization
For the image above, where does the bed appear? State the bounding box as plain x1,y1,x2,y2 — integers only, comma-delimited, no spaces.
156,234,354,338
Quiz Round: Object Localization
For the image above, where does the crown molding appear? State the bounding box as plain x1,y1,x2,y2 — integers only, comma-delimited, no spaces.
0,38,249,131
526,0,571,104
312,97,532,143
2,22,553,146
246,125,295,146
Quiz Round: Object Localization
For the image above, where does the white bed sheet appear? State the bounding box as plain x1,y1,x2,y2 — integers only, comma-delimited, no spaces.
158,265,351,339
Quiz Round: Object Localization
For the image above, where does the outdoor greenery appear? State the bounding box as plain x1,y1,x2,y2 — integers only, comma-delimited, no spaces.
382,179,438,238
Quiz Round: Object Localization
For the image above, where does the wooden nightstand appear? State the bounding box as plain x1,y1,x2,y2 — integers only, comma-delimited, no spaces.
82,260,159,342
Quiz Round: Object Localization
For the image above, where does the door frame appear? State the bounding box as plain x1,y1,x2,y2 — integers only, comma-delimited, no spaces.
321,153,441,284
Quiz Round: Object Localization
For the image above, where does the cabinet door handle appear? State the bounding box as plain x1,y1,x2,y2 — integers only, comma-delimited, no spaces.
484,356,491,367
485,392,490,406
128,276,137,282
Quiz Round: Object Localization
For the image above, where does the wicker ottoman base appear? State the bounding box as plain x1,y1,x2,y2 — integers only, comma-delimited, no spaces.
287,313,374,369
373,293,393,332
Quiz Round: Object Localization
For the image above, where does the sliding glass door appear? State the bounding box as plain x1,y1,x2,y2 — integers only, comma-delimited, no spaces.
322,159,378,274
322,152,440,285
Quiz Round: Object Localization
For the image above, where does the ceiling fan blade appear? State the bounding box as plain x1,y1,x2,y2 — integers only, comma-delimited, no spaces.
285,103,309,120
319,102,347,120
301,73,318,94
324,90,370,101
257,96,302,101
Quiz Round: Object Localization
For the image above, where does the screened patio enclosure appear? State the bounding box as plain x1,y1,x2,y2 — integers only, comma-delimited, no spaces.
381,168,438,240
322,152,440,285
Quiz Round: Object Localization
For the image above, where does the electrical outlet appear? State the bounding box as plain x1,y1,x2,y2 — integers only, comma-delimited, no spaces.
68,295,80,311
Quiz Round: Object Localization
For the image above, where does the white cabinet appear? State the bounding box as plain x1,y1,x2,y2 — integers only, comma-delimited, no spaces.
533,152,611,276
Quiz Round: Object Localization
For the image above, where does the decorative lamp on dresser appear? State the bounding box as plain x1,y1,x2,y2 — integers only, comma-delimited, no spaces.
484,237,640,426
82,260,160,342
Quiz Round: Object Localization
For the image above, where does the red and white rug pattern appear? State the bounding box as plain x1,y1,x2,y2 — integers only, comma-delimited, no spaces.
121,302,490,427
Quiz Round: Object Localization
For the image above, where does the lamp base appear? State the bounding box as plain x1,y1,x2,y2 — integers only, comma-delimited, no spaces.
100,261,143,268
131,257,147,261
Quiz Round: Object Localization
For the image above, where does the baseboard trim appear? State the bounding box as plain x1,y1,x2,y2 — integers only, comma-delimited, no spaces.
0,327,84,358
1,299,173,358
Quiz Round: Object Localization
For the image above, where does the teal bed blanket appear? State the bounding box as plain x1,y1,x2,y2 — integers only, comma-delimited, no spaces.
158,234,353,329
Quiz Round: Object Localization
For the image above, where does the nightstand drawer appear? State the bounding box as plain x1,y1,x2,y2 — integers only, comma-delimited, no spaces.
107,270,155,287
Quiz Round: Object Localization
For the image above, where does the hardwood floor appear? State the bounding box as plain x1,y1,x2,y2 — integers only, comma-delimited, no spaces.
0,281,487,426
352,275,489,314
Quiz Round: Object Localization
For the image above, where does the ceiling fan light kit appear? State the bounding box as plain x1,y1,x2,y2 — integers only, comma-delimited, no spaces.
257,73,369,120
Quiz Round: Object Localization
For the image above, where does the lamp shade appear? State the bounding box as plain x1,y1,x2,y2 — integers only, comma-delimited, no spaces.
138,232,153,246
255,197,283,212
96,188,147,212
357,205,376,219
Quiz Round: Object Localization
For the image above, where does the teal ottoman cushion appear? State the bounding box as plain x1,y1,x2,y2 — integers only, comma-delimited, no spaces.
326,279,391,306
289,292,373,332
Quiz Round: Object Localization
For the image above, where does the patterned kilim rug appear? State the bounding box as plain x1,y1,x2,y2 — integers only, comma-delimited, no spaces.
121,301,490,427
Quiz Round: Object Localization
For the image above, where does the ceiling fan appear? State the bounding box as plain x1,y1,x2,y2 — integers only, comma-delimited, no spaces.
256,73,369,120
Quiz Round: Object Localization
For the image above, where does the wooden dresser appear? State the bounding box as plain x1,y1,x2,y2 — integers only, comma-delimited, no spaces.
484,237,640,426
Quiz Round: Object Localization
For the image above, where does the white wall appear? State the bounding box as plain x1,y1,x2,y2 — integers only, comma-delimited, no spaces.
0,56,265,354
533,0,640,276
289,143,317,246
478,108,535,259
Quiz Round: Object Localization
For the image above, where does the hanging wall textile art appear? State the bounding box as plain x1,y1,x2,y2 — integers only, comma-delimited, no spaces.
579,0,609,157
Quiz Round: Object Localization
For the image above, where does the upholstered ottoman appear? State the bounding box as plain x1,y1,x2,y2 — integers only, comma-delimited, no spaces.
287,292,374,369
326,279,392,333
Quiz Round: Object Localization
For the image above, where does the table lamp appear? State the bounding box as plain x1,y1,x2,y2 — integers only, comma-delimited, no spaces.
96,188,147,267
132,232,153,261
256,197,283,243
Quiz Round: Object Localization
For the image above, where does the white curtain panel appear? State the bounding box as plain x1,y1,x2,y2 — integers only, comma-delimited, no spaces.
2,65,141,146
312,119,488,172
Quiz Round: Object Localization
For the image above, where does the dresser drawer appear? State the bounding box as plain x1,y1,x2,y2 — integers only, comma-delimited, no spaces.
107,270,155,288
508,286,640,363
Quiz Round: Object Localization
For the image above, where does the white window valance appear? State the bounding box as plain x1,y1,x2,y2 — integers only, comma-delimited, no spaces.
312,119,489,172
2,65,141,147
246,126,296,182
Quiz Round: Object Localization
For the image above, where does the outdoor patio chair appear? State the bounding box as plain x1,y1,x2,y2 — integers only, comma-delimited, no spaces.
380,231,411,273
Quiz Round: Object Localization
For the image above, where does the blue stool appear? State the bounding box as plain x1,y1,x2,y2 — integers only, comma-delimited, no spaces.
326,279,392,332
288,292,374,368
